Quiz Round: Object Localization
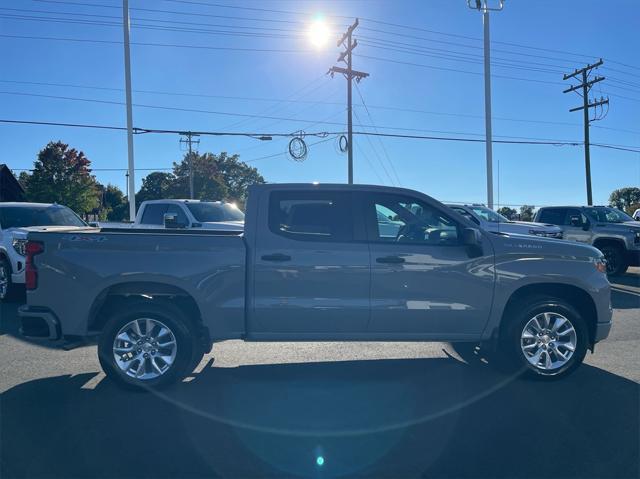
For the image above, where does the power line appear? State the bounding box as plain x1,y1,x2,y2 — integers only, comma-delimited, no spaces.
2,118,638,153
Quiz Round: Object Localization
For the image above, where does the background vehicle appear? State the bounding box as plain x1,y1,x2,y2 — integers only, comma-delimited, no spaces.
535,205,640,276
0,202,87,301
102,199,244,231
19,184,611,389
447,204,563,238
633,208,640,221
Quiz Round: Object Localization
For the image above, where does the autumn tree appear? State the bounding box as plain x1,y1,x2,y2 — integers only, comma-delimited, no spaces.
609,187,640,215
22,141,100,216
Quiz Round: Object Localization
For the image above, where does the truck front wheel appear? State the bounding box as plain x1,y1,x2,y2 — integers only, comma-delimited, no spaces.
98,300,199,390
503,297,589,379
599,244,628,276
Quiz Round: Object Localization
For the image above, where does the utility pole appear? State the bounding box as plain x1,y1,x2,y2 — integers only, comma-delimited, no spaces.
563,59,608,206
122,0,136,220
468,0,504,210
329,18,369,184
180,132,200,199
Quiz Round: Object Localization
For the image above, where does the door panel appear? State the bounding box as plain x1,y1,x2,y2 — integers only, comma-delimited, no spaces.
563,208,591,243
365,193,494,336
251,190,370,334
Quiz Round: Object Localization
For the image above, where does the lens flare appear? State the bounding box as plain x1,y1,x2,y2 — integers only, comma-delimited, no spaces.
308,19,330,48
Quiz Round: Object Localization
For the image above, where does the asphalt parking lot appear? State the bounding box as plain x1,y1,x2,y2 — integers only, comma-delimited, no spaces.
1,270,638,478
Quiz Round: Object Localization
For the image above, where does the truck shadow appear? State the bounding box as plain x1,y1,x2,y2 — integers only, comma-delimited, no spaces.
1,357,638,478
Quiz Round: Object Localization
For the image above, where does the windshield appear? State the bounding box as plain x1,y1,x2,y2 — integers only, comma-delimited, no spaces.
186,202,245,222
584,207,633,223
0,205,86,229
468,206,509,223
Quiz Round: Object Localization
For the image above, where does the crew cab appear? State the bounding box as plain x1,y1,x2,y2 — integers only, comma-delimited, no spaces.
446,204,563,239
19,184,612,389
0,202,88,301
535,205,640,275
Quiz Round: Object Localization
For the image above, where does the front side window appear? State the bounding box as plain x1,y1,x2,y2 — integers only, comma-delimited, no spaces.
368,195,459,245
0,205,85,228
584,207,633,224
269,191,351,241
450,206,480,225
140,204,168,225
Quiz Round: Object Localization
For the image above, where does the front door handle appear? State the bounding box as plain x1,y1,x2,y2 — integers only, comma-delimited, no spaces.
261,253,292,262
376,255,405,264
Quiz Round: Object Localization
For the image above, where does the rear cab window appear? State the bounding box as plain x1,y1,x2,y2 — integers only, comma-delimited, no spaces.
140,204,169,225
268,191,353,242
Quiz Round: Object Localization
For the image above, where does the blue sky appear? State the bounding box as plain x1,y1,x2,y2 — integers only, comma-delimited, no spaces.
1,0,638,207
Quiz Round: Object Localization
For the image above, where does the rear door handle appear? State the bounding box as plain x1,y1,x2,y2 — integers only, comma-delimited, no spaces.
261,253,292,262
376,255,405,264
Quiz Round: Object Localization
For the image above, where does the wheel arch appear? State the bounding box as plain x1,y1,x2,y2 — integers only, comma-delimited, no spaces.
593,237,626,251
500,283,598,349
88,282,207,340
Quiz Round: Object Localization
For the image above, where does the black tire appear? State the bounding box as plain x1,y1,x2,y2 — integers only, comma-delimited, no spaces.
0,257,17,303
501,296,589,380
599,244,628,276
98,299,201,390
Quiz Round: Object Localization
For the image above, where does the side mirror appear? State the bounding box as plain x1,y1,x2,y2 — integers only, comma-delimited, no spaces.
570,216,581,227
163,213,181,229
582,219,591,231
462,227,482,246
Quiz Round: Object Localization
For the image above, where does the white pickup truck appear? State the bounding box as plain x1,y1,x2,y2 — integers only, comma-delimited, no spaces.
104,199,245,231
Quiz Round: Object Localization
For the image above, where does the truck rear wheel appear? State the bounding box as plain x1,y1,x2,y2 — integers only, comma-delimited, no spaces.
98,300,199,390
503,296,588,379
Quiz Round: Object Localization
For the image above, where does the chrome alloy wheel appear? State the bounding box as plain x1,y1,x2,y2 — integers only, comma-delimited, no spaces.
113,318,177,380
520,312,577,371
0,263,9,300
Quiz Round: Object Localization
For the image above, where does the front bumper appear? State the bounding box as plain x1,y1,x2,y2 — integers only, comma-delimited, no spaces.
594,319,613,342
18,306,61,340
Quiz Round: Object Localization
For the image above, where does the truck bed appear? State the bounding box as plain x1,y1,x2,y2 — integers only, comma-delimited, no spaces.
25,227,247,339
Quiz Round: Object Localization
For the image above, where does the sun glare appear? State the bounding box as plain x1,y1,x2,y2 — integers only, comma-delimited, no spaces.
308,18,330,48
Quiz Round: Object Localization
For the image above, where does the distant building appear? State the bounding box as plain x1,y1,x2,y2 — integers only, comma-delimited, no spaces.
0,164,26,202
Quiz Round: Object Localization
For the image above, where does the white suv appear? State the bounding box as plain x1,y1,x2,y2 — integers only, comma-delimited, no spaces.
0,203,87,301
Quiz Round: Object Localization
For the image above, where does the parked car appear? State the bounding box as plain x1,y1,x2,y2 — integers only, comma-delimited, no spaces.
19,184,611,389
102,199,244,231
0,202,88,301
446,204,563,239
633,208,640,221
534,205,640,276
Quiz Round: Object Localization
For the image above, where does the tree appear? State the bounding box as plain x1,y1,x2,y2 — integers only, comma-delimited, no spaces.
136,172,176,205
497,206,517,220
519,205,535,222
22,141,100,216
102,184,128,221
609,187,640,215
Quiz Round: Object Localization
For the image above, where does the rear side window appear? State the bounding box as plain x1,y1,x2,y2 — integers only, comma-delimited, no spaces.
140,204,168,225
538,208,567,225
166,204,189,226
268,191,352,242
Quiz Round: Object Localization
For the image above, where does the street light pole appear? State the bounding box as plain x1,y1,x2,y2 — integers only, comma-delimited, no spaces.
122,0,136,220
468,0,504,209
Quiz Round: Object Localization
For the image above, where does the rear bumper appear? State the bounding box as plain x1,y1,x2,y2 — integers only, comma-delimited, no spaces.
18,306,61,340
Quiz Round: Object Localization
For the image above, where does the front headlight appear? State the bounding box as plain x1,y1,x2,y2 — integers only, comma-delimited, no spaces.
12,238,27,256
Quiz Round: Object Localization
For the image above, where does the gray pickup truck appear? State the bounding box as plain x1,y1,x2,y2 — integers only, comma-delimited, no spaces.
19,184,612,389
535,206,640,276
